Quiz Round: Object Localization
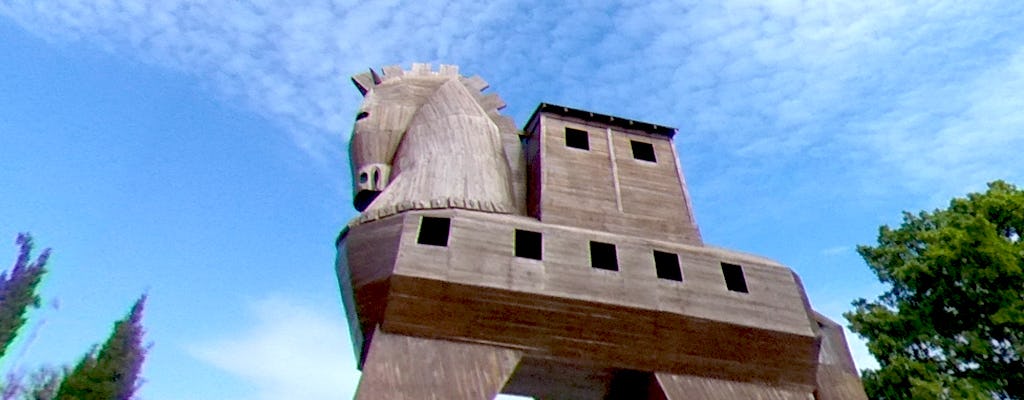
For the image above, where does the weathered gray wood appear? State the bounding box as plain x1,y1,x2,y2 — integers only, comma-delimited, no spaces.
365,79,515,218
348,64,521,223
356,328,522,400
340,64,866,399
814,313,869,400
341,210,819,388
655,373,814,400
522,113,703,245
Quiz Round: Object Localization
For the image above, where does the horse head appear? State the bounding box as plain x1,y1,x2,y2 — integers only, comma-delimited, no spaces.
349,67,449,211
347,64,526,223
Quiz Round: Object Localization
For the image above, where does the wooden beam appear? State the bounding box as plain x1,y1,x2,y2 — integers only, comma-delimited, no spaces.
654,372,814,400
356,328,522,399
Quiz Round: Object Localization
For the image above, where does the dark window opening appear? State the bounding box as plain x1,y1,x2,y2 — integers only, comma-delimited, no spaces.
654,250,682,281
515,229,543,260
417,216,451,247
607,369,655,399
590,241,618,271
356,111,369,120
565,127,590,150
631,140,657,162
721,262,748,293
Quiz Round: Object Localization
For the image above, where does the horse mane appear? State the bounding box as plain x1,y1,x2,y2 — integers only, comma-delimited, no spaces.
352,64,520,141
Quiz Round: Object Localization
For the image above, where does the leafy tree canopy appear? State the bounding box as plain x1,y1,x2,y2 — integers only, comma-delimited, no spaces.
847,180,1024,399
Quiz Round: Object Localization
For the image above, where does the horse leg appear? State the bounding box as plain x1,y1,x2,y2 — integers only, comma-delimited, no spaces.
355,328,522,400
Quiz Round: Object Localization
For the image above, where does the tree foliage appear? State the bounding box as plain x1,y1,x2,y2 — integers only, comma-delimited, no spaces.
3,366,62,400
55,295,147,400
0,234,50,359
846,180,1024,399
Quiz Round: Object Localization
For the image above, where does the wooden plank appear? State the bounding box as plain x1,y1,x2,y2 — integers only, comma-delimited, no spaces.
387,210,815,337
655,373,814,400
814,313,869,399
530,114,703,245
356,328,521,399
815,365,868,400
502,357,618,399
382,275,819,388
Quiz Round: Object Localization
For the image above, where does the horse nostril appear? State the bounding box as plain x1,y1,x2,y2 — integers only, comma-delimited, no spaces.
359,172,368,184
373,170,380,186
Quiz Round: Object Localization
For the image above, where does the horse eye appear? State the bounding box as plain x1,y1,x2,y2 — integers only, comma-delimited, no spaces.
356,111,369,120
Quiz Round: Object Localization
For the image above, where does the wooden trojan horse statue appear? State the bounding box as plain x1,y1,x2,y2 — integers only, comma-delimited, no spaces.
335,63,868,399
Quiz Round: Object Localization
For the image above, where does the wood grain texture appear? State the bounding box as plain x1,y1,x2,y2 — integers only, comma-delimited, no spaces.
340,210,821,390
393,210,816,338
335,215,405,365
655,373,814,400
502,357,618,399
366,78,515,218
356,328,521,400
338,73,866,397
815,365,869,400
813,313,869,400
524,114,703,245
348,64,523,225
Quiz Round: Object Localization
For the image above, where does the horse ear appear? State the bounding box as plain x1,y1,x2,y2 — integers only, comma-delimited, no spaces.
352,76,368,95
352,68,384,96
352,72,374,96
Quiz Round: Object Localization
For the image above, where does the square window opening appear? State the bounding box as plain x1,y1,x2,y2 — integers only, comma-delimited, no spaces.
565,127,590,150
515,229,543,260
721,262,748,293
417,216,451,247
590,241,618,271
631,140,657,162
654,250,682,281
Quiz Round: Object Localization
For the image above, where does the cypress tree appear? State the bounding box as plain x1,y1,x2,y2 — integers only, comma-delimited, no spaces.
0,233,50,359
56,295,147,400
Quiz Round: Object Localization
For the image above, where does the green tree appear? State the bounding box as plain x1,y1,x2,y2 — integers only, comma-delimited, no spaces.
55,296,147,400
3,366,62,400
846,180,1024,399
0,234,50,359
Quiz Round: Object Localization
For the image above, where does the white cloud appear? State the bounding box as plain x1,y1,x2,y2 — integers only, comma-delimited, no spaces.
820,245,850,256
860,46,1024,201
188,295,358,400
5,2,1024,390
4,0,1024,199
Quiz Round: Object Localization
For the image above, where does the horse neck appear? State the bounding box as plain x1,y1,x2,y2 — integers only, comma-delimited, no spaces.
380,79,516,214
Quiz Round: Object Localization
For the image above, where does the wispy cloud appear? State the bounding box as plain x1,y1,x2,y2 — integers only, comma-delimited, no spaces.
820,245,850,256
860,46,1024,200
6,1,1024,385
187,295,357,400
4,0,1023,200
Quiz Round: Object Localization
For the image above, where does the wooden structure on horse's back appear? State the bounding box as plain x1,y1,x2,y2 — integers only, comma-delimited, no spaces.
336,63,867,399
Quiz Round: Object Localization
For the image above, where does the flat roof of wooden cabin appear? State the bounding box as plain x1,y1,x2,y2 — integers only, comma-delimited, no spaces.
524,102,677,138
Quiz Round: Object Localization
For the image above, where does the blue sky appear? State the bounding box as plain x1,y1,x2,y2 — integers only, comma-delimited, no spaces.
2,1,1024,399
